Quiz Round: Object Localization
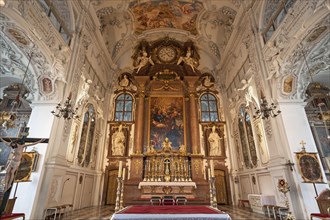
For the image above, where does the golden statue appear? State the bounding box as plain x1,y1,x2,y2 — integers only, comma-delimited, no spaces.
162,137,172,151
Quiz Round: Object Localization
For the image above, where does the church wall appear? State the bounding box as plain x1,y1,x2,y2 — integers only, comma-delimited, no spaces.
13,104,54,218
222,0,329,218
279,101,328,216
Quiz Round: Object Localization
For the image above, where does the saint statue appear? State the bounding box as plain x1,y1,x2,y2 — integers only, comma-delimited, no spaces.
179,144,186,154
208,126,221,156
162,137,172,151
112,125,125,156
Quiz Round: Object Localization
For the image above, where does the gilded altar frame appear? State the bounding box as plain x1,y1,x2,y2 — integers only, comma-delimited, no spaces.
295,152,324,183
15,152,39,182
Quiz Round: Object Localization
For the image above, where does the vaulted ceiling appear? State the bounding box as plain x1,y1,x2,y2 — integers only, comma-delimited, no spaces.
92,0,239,73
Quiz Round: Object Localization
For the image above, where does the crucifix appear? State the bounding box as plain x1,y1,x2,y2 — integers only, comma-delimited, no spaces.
299,140,306,152
0,123,48,214
285,160,295,171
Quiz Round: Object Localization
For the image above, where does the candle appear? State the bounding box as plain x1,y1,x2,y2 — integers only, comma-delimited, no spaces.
208,168,211,180
210,160,215,177
122,167,126,181
118,161,123,178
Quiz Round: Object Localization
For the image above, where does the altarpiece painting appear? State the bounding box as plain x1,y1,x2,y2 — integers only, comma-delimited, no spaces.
149,96,184,150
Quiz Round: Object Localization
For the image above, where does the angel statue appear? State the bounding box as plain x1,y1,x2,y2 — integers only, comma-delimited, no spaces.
134,49,154,73
177,48,198,72
237,76,254,91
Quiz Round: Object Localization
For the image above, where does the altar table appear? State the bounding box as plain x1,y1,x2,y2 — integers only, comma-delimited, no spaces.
110,205,231,220
248,194,276,214
138,181,197,198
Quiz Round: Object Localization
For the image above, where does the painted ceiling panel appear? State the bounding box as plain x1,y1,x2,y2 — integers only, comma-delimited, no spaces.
128,0,204,35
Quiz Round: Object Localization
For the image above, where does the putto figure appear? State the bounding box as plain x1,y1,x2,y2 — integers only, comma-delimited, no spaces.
177,48,198,72
135,49,154,73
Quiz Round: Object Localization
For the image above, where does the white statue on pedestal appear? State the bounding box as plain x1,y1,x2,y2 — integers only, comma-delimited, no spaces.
208,126,221,156
112,125,125,156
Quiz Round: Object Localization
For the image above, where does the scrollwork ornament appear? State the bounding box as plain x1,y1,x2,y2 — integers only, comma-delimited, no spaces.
264,120,273,139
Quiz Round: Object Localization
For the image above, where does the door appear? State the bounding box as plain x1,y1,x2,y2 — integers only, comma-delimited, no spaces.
106,170,118,205
215,170,228,204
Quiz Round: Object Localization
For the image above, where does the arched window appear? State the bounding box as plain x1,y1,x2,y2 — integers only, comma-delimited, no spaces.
77,104,96,167
238,106,258,168
200,93,219,122
115,93,133,122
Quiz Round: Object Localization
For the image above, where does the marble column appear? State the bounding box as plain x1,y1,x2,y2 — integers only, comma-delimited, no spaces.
185,76,200,155
133,93,145,154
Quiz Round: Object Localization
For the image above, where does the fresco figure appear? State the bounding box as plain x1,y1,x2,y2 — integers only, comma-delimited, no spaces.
208,126,221,156
112,125,125,156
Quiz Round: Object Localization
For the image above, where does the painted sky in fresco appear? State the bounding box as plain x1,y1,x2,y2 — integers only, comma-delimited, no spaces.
129,0,204,35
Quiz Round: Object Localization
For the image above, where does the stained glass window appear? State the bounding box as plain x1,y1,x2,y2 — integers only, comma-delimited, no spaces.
238,105,258,168
200,93,219,122
115,93,133,122
78,104,96,168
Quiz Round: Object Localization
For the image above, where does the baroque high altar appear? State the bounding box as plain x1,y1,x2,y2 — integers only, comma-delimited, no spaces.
104,38,229,205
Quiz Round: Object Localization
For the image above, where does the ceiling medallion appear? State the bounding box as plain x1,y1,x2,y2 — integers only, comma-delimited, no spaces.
7,28,30,46
306,26,327,42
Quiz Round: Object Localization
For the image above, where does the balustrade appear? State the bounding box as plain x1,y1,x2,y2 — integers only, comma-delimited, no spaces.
143,153,192,182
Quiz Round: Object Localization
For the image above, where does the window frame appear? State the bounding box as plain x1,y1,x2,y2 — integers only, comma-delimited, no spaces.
199,93,220,122
114,93,134,122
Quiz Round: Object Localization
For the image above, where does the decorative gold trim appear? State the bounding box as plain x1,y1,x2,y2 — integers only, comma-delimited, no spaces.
295,151,324,183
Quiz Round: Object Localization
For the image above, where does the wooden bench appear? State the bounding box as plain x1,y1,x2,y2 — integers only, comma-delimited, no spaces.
43,204,73,220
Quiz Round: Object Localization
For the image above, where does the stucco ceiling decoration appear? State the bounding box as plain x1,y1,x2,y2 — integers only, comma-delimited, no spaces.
129,0,204,35
0,15,58,101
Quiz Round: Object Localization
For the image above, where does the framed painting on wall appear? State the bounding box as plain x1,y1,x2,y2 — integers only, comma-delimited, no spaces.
149,96,185,151
15,152,38,182
296,152,324,183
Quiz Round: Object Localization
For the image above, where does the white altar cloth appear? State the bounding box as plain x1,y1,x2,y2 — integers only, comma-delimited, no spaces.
248,194,276,214
110,205,231,220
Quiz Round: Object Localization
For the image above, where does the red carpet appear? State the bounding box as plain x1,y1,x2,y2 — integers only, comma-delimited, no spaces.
118,205,223,214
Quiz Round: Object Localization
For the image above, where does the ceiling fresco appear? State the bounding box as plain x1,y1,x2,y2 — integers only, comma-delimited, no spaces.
129,0,204,35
